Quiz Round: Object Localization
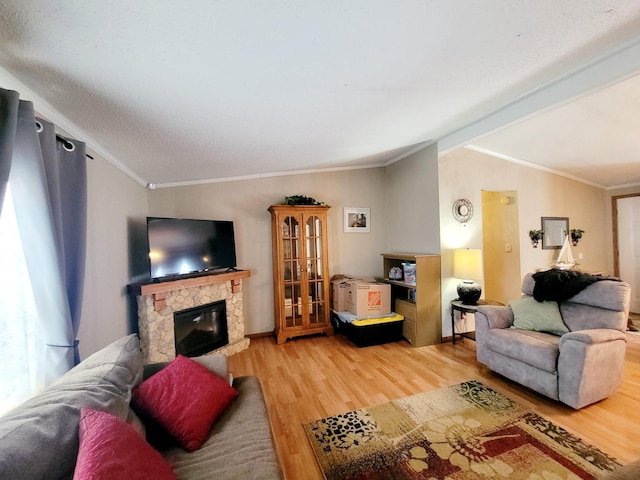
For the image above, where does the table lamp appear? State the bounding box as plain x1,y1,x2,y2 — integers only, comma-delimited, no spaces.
453,248,483,305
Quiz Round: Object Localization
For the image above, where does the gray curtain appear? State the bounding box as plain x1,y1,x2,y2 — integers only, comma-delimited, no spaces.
37,118,87,366
0,87,87,378
0,89,19,214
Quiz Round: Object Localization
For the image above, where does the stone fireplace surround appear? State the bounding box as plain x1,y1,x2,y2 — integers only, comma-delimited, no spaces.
129,270,251,363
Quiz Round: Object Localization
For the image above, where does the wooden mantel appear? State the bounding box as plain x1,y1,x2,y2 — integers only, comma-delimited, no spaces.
128,270,250,311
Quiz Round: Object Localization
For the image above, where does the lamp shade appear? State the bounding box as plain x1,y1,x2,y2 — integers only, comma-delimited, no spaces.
453,249,483,281
453,249,483,305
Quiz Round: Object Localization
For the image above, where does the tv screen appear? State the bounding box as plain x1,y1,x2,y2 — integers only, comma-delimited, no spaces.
146,217,237,279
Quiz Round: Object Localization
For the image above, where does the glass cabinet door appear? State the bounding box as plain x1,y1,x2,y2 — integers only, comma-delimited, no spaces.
305,215,326,326
279,212,327,329
281,215,302,329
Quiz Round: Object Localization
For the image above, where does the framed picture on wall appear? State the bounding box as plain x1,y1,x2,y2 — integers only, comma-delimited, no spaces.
541,216,569,249
344,207,370,233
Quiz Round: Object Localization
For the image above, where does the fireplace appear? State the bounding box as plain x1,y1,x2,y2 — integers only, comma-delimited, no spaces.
129,270,251,363
174,300,228,357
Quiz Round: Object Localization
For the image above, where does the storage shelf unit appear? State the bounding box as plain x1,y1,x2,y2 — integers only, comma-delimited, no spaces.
381,253,442,346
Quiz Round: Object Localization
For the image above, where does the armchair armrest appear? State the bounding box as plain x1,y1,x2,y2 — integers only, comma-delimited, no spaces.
560,328,627,346
558,328,627,409
474,306,513,367
475,305,514,330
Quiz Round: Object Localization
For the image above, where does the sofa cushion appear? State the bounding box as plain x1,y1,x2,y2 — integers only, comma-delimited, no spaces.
74,408,176,480
510,297,568,336
0,334,143,480
484,328,561,373
140,354,232,451
126,407,146,438
132,354,238,452
163,376,284,480
143,353,230,382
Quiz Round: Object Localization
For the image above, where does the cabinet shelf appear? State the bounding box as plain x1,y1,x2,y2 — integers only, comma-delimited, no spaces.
382,278,416,289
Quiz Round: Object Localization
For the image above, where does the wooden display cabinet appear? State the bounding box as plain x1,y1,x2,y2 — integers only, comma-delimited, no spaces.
269,205,334,344
381,253,442,346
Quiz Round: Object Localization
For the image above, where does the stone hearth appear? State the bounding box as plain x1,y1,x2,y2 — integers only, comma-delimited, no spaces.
129,270,251,363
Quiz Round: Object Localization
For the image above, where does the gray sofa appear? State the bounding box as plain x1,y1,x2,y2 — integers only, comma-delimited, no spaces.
600,459,640,479
0,334,283,479
475,273,630,409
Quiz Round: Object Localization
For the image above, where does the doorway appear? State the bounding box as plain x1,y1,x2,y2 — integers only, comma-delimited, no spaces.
613,194,640,313
481,191,522,305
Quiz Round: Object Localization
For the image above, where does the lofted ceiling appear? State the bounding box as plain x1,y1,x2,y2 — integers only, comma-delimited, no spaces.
0,1,639,189
466,72,640,189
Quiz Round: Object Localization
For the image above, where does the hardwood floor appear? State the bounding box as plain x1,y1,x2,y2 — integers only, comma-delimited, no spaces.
228,332,640,480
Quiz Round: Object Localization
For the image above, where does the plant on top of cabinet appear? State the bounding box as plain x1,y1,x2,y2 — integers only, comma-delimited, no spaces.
283,195,328,206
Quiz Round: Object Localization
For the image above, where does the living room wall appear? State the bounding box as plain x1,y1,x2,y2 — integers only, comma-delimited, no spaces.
146,168,389,335
145,145,442,336
75,141,613,357
438,147,610,337
77,152,148,359
75,147,442,357
385,142,441,254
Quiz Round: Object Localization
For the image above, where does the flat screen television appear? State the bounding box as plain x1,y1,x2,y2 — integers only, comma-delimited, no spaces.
146,217,237,280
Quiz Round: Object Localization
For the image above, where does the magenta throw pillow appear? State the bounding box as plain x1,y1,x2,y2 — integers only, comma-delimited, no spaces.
132,354,238,452
73,408,176,480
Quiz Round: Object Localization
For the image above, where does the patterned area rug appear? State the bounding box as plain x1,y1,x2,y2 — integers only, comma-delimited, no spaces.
304,380,620,479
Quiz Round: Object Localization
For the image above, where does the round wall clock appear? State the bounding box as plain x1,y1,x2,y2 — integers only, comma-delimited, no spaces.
452,198,474,223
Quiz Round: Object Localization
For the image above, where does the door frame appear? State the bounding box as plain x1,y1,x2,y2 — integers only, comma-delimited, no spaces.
612,193,640,278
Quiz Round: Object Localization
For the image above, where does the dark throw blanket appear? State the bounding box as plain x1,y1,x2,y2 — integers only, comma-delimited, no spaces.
532,269,620,303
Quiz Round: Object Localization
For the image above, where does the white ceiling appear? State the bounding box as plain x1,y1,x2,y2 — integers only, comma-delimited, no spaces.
466,72,640,188
0,1,639,189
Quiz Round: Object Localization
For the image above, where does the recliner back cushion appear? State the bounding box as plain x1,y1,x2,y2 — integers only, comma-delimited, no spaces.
560,302,627,332
521,273,629,332
564,280,630,313
0,334,143,480
522,273,536,296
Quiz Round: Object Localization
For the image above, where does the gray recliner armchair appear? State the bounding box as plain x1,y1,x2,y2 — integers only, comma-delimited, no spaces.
475,272,630,409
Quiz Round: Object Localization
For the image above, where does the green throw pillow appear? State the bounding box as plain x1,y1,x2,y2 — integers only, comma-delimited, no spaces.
510,297,569,336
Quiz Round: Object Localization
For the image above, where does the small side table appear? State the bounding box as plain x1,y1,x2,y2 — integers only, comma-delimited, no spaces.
450,299,503,344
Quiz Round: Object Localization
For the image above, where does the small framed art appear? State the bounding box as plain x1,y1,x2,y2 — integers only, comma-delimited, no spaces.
344,207,370,233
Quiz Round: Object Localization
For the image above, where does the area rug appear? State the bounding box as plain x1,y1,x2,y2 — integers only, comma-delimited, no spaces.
304,380,620,479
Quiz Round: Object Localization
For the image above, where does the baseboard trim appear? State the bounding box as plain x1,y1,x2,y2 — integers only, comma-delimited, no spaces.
247,331,274,339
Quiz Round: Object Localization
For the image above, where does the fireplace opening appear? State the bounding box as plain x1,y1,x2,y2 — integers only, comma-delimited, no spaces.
173,300,228,357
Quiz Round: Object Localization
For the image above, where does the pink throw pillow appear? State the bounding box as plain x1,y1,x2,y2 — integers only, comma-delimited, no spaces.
132,354,238,452
73,408,176,480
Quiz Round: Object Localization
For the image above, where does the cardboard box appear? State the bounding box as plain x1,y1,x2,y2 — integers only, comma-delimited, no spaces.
331,275,376,312
345,280,391,317
331,276,352,312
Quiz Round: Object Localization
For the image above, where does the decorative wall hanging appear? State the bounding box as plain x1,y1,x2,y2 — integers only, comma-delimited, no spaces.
529,229,543,248
344,207,370,233
570,229,584,246
541,217,569,249
452,199,473,224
